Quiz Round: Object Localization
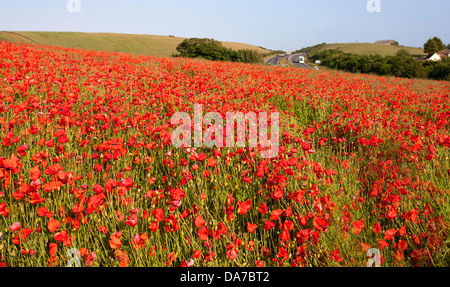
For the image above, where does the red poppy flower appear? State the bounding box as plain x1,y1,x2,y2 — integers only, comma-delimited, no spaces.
12,235,20,245
206,157,217,167
360,242,371,253
37,206,48,217
193,250,202,259
28,192,45,204
299,216,308,226
94,164,102,172
151,208,164,222
3,154,19,170
169,188,186,201
43,180,63,193
121,177,134,188
255,260,264,267
114,249,129,267
386,205,397,220
98,226,108,234
197,153,207,162
372,222,381,234
247,222,258,233
393,249,404,261
131,233,148,250
43,165,58,175
397,226,407,236
197,226,209,241
226,248,237,260
167,251,176,266
53,230,69,243
378,240,389,251
397,240,408,250
258,203,267,214
148,221,158,232
270,209,283,221
30,166,41,181
49,243,58,256
48,218,60,233
194,215,206,228
109,231,122,249
125,214,138,227
384,229,397,240
0,203,10,217
313,217,329,231
331,249,343,263
237,199,251,215
115,211,124,221
279,229,290,241
264,220,276,231
8,222,22,232
18,228,33,242
351,219,365,235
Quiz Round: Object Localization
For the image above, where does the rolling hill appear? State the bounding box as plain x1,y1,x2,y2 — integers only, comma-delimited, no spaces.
307,42,427,59
0,31,269,58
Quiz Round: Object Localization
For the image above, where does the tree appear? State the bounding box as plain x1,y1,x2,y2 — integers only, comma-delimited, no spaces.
424,37,445,53
424,39,438,54
391,41,399,46
389,55,416,78
396,49,410,57
176,38,225,60
414,62,428,79
428,62,450,80
427,57,450,80
174,38,262,64
447,43,450,50
432,37,446,50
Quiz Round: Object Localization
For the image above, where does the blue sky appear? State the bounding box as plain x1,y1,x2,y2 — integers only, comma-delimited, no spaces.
0,0,448,51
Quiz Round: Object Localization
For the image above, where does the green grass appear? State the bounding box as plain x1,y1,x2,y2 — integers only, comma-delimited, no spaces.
316,43,426,59
304,58,332,71
279,58,295,68
0,31,269,58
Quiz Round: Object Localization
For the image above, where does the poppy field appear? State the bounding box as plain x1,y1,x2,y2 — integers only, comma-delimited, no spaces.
0,41,449,267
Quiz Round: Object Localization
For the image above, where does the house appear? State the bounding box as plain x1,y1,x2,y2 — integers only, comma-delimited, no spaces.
375,40,396,45
425,53,442,61
437,50,450,59
424,51,450,61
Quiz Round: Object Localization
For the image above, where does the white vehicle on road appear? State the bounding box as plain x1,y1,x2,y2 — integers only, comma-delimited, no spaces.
298,56,305,63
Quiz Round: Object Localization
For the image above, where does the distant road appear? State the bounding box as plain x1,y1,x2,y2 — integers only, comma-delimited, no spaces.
288,53,312,69
265,54,289,66
266,52,312,69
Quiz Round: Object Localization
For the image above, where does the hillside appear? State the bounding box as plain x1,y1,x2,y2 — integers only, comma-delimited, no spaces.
0,31,269,58
303,42,427,59
304,42,449,81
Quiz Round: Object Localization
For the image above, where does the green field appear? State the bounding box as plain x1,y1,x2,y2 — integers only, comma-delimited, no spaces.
0,31,269,58
316,43,427,58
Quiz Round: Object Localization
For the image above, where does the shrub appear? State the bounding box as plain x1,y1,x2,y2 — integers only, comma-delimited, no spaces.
174,38,263,64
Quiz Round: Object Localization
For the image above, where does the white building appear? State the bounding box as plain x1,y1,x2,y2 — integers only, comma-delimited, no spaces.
425,53,443,62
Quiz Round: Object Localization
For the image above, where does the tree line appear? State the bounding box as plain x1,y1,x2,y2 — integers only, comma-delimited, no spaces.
172,38,265,64
309,49,450,81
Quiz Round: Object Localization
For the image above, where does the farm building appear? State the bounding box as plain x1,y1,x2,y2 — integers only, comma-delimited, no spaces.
424,51,450,61
425,53,442,61
437,50,450,59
